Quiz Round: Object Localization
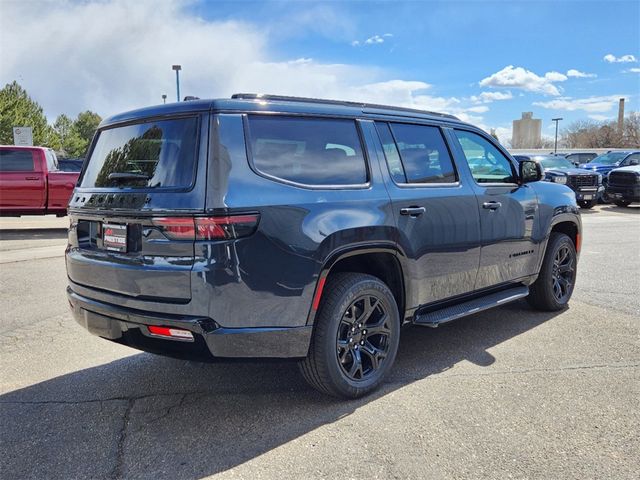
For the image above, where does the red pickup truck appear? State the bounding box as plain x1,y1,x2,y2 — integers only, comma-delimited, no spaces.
0,146,80,217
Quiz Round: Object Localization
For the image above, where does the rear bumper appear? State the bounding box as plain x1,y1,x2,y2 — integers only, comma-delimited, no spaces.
67,287,312,359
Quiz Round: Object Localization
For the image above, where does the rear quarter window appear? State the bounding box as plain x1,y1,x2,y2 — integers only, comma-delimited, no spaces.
80,116,199,189
246,115,368,186
0,149,35,172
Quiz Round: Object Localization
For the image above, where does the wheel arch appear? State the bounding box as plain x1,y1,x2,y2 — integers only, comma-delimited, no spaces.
305,245,406,326
536,213,582,274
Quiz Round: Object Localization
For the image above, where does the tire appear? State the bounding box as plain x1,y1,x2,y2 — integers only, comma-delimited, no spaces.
578,200,595,209
614,200,631,208
527,232,577,311
299,272,400,399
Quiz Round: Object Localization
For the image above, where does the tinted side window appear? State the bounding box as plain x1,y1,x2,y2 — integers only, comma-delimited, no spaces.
375,122,406,183
247,116,367,186
453,130,516,184
388,123,456,184
626,153,640,165
0,149,35,172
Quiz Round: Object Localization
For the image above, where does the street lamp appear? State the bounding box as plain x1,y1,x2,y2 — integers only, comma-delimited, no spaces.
161,94,167,104
172,65,182,102
552,117,563,154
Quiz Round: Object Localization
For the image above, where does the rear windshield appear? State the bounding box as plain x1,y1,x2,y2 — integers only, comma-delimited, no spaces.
80,117,198,189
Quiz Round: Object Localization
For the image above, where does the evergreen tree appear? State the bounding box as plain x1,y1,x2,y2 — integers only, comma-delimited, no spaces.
0,81,59,147
53,114,86,157
74,110,102,146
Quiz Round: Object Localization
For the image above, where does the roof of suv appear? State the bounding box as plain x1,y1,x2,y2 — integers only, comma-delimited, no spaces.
101,94,467,129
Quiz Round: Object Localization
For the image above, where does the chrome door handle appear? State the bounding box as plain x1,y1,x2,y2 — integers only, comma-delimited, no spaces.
482,201,502,210
400,206,426,217
26,176,40,180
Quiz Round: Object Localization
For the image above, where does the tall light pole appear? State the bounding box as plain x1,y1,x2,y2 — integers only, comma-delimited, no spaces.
161,94,167,104
172,65,182,102
552,117,563,154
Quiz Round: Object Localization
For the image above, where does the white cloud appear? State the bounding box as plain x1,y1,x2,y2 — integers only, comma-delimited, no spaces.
623,67,640,73
470,91,513,103
604,53,638,63
466,105,490,113
566,69,597,78
479,65,567,96
544,71,568,82
365,35,385,45
0,1,406,119
0,1,484,129
352,33,393,46
588,114,612,121
494,126,513,144
533,95,626,113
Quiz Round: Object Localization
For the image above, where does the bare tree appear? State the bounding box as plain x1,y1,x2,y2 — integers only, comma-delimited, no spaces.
561,113,640,148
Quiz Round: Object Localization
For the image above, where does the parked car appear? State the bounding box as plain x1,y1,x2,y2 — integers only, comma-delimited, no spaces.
579,150,640,175
66,94,582,398
58,158,84,172
580,151,640,203
562,152,597,166
605,165,640,207
513,154,600,208
0,145,80,216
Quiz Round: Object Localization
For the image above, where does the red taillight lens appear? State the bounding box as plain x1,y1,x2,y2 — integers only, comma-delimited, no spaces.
147,325,194,341
151,217,196,239
152,214,259,240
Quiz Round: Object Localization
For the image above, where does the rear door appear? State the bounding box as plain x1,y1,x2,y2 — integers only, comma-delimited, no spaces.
449,129,539,289
66,114,208,303
0,148,45,211
374,121,481,307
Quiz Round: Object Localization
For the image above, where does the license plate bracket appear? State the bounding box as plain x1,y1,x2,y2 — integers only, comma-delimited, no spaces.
102,223,127,252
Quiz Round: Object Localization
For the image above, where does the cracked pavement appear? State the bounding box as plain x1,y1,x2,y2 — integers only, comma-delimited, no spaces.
0,206,639,480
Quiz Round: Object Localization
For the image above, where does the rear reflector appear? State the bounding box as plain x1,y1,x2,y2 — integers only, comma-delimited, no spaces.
575,233,581,253
147,325,194,341
152,214,259,240
312,276,327,311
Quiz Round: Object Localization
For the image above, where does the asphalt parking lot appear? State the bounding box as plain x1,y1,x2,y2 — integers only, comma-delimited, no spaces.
0,205,638,480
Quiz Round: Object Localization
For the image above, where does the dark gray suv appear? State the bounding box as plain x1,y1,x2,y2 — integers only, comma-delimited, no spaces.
66,94,582,398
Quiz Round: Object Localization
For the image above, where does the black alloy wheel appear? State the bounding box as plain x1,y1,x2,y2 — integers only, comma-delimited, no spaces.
527,232,577,311
551,244,575,303
300,272,400,398
336,295,392,381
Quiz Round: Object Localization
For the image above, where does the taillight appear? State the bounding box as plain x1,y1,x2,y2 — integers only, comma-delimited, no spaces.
152,214,259,240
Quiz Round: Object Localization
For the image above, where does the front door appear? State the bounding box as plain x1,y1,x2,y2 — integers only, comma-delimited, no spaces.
449,129,539,289
0,148,45,211
372,121,482,308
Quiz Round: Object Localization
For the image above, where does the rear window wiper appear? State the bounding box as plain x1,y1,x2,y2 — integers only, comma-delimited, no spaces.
107,172,150,183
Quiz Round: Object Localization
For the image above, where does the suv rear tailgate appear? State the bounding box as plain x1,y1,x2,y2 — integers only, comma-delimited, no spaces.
66,113,209,304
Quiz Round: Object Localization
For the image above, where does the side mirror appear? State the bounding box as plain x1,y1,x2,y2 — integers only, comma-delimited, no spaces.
519,160,543,183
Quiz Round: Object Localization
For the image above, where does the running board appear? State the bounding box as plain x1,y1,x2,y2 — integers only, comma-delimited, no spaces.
413,285,529,328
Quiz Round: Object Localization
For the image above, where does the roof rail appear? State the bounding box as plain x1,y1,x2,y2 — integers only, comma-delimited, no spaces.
230,93,459,120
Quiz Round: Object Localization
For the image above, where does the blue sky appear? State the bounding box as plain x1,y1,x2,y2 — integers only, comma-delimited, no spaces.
2,0,639,144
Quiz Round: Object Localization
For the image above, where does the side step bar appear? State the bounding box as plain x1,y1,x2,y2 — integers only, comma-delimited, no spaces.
413,285,529,328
